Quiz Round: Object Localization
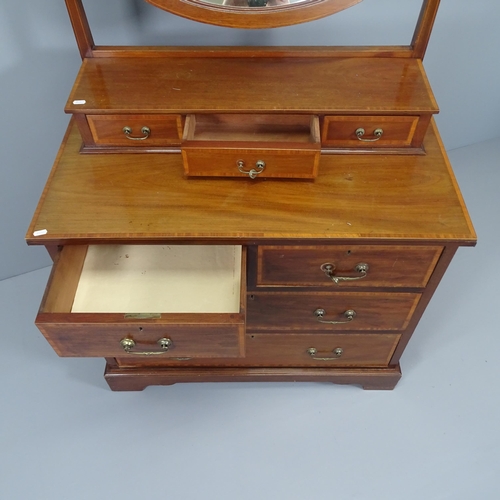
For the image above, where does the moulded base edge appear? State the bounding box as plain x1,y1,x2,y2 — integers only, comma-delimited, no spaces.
103,363,402,391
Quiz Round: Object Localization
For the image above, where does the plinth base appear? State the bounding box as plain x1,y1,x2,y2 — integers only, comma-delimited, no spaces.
104,361,402,391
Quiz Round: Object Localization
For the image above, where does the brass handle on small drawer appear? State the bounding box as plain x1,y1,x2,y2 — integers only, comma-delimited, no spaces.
307,347,344,360
237,159,265,179
320,262,369,284
120,337,172,355
122,126,151,141
355,128,383,142
314,308,356,324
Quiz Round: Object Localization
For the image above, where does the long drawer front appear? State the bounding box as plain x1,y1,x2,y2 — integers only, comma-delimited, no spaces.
247,333,400,367
37,323,244,358
256,245,443,288
115,333,401,368
247,292,421,331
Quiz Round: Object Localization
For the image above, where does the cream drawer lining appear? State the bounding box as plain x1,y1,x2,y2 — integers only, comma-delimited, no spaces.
71,245,242,314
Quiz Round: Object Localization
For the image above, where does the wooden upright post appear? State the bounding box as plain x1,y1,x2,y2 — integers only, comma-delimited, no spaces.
65,0,95,59
411,0,441,59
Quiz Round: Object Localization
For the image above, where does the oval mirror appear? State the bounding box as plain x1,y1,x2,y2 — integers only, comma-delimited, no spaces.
145,0,363,29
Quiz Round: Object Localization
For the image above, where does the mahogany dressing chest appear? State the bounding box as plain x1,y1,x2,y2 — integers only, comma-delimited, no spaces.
27,0,476,390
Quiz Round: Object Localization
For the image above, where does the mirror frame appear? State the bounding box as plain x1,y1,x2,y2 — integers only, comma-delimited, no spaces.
144,0,362,29
65,0,440,61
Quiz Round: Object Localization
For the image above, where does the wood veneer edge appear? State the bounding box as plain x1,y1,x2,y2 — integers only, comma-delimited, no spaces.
89,46,414,59
64,59,90,112
430,119,477,243
26,119,75,244
417,60,439,111
27,235,479,247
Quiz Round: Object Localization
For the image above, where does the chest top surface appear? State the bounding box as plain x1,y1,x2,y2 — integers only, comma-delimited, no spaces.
27,119,475,246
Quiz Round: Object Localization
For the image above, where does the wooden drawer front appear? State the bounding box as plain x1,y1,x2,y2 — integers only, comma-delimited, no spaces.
36,244,246,358
182,148,319,179
182,114,320,179
37,323,244,358
322,115,419,148
247,292,420,331
256,245,442,288
245,333,400,367
115,333,401,368
87,114,182,147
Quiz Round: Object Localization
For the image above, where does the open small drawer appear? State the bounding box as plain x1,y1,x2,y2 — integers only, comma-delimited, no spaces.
182,114,321,179
36,245,246,358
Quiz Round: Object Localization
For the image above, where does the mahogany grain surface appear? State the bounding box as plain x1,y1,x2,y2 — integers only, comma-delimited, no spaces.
246,291,420,331
27,120,475,246
66,57,438,115
256,245,442,288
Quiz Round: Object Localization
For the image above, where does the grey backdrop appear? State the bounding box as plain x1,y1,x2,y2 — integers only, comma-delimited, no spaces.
1,0,499,280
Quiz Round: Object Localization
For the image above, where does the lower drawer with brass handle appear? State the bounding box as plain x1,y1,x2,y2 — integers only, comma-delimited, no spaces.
247,291,421,331
114,333,401,368
35,323,244,358
247,333,400,367
35,244,246,358
255,245,443,288
245,333,401,367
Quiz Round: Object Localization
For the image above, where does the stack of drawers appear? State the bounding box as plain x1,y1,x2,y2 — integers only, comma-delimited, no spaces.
27,119,476,390
246,245,442,368
105,243,444,373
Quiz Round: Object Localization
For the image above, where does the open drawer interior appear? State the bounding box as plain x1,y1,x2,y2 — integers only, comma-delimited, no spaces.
72,245,241,314
182,114,320,146
36,245,246,358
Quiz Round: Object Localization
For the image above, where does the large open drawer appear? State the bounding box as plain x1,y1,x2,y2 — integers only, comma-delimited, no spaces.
36,245,246,358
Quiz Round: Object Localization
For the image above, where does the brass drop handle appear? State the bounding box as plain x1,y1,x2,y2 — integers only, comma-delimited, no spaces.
307,347,344,360
120,337,172,355
237,159,266,179
355,127,384,142
123,126,151,141
320,262,369,284
314,308,356,324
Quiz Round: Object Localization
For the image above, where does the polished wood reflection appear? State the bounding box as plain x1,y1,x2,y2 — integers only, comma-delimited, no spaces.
27,120,475,246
